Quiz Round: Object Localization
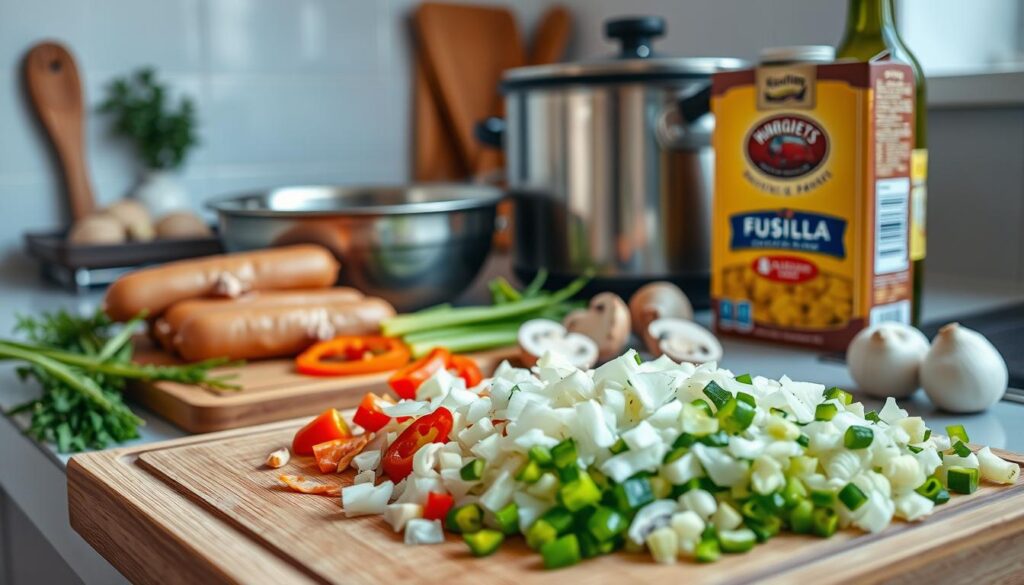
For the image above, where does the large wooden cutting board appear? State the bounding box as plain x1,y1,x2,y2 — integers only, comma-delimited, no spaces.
127,346,518,434
68,416,1024,585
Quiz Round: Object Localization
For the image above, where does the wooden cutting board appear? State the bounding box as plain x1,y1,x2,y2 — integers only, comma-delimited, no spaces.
68,415,1024,585
127,345,518,434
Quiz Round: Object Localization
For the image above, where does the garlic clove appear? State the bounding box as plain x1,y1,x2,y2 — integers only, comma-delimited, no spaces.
846,323,929,399
921,323,1008,413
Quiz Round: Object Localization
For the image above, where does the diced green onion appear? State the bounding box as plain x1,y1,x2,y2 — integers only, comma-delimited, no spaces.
516,460,544,483
649,476,671,499
864,411,881,423
664,446,687,464
586,506,627,542
770,407,789,419
494,502,519,535
694,537,721,563
789,499,814,534
525,519,558,550
823,387,853,405
543,507,574,533
577,531,615,559
558,465,581,483
951,441,972,458
810,488,836,507
946,424,969,445
923,428,932,441
464,529,504,557
674,432,697,449
789,455,818,476
915,476,943,501
741,498,771,523
844,425,874,449
718,528,756,553
815,403,838,421
703,381,732,410
947,466,979,494
611,477,654,512
541,534,581,569
782,477,808,508
699,430,730,447
838,482,868,511
811,507,838,538
588,467,611,491
700,477,724,493
735,373,753,384
529,445,554,467
717,398,756,434
634,353,643,365
551,438,578,469
558,473,602,512
908,445,923,454
460,458,485,481
445,503,483,534
796,433,810,447
690,399,714,417
747,518,780,543
736,392,756,407
934,488,950,505
608,437,629,454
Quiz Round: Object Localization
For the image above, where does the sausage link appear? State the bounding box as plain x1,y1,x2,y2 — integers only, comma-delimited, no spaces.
172,298,396,361
103,245,340,321
152,288,365,351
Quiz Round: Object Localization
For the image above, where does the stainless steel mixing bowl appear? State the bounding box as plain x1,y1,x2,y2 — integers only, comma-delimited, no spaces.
208,185,502,311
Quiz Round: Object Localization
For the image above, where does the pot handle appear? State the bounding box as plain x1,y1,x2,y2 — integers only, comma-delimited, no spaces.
677,83,712,125
605,16,665,59
475,117,505,149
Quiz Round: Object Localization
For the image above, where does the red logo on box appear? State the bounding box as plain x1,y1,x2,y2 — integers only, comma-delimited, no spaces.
752,255,818,283
746,115,828,179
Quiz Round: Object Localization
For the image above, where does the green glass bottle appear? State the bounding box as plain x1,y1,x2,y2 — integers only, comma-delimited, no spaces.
837,0,927,325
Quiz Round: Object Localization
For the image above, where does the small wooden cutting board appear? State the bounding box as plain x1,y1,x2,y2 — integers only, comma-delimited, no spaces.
127,345,518,433
69,415,1024,585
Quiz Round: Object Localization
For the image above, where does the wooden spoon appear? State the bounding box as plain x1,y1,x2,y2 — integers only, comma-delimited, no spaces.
24,42,95,221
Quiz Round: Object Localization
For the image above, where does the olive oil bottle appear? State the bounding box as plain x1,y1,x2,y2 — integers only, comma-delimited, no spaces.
837,0,927,325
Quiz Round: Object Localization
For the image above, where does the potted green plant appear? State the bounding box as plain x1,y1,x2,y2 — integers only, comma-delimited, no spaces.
99,68,198,216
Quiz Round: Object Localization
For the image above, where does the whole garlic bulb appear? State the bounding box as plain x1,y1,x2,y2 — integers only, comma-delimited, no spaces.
847,323,929,398
921,323,1008,413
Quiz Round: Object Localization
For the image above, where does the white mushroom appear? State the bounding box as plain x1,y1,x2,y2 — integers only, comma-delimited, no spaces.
629,282,694,339
68,213,127,245
846,323,930,398
921,323,1007,413
106,199,155,241
563,292,631,363
646,318,722,364
627,499,678,545
517,319,599,370
155,211,212,239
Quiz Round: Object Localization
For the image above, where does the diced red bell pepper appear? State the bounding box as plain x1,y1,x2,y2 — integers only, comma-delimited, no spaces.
388,347,451,400
292,408,352,456
352,392,396,433
423,491,455,521
381,407,453,482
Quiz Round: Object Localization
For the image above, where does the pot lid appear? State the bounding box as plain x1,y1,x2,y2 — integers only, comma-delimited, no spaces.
502,16,747,90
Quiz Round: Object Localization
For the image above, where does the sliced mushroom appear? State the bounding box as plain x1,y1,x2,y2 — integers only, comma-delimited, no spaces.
627,499,678,545
563,292,631,363
629,282,694,340
646,318,722,364
518,319,599,369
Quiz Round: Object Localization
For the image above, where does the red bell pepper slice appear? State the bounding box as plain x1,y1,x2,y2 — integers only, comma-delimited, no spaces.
352,392,396,433
292,408,352,456
388,347,451,399
448,355,483,388
422,491,455,521
296,336,410,377
381,407,453,482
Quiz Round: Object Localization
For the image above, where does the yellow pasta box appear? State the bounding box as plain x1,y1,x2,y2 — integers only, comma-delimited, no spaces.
711,60,915,350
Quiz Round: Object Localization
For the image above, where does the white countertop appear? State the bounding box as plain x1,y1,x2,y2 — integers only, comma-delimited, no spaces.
1,261,1023,583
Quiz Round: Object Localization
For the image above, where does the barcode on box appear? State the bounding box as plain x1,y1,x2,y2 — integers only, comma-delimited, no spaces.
870,300,911,325
875,178,910,275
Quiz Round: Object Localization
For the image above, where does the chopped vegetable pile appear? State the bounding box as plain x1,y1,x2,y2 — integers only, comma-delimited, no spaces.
286,350,1020,568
